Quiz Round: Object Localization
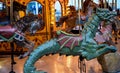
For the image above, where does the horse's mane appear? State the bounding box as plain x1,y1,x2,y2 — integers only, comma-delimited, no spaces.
82,0,92,13
12,15,39,32
69,6,76,12
82,0,99,15
17,14,38,23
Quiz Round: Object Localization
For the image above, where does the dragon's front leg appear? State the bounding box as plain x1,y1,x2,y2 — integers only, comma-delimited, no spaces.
80,28,117,60
80,41,117,60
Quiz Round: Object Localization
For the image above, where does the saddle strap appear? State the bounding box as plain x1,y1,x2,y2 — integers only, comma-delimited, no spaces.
14,31,25,41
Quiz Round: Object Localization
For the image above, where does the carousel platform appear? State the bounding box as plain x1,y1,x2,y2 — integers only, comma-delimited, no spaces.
0,39,120,73
0,54,103,73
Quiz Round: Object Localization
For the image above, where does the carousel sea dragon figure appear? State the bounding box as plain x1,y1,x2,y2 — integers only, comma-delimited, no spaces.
24,8,117,73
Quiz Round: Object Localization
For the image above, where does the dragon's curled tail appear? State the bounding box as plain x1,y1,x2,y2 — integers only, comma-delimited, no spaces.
24,39,60,73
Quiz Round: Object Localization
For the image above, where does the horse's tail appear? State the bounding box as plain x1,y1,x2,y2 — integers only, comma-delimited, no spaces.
24,39,60,73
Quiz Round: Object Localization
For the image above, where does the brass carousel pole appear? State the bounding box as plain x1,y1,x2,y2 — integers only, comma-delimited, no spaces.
45,0,51,40
9,0,16,73
78,1,85,73
10,0,13,23
5,0,8,16
79,1,86,73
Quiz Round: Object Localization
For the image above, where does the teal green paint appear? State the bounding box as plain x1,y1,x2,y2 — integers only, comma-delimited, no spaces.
24,8,117,73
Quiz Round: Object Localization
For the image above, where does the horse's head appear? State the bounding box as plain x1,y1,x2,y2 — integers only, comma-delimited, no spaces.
96,8,117,21
115,17,120,30
29,16,45,35
56,5,77,28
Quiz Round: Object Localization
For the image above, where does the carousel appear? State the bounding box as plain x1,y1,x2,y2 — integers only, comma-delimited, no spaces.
0,0,120,73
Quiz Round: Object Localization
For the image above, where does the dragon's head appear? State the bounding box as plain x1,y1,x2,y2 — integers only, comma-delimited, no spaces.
96,8,117,21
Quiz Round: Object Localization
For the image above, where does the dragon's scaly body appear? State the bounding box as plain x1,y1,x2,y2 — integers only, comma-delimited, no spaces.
24,8,117,73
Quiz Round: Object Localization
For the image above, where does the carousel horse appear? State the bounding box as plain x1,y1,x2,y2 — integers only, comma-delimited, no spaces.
82,0,98,17
24,8,117,73
56,6,88,33
95,17,120,73
0,14,45,59
95,15,120,43
57,0,98,33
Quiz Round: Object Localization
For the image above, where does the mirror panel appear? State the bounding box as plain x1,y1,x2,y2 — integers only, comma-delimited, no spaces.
55,1,61,22
26,1,42,15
